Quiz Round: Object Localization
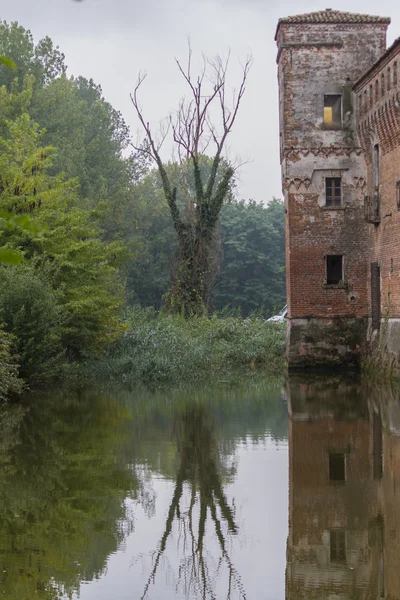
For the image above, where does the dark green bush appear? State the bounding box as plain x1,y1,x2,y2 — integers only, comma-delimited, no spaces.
0,325,24,401
0,265,65,383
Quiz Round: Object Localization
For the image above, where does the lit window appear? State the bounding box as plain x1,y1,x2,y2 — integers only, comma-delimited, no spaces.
324,95,342,128
326,177,342,207
327,256,343,285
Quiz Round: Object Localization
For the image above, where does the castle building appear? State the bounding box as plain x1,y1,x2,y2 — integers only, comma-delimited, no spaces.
276,9,400,369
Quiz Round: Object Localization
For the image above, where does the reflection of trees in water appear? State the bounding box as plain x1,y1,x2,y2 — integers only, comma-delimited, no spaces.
0,378,284,599
0,393,138,600
140,404,246,600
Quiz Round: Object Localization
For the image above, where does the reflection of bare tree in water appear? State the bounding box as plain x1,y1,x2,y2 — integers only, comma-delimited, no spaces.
140,405,246,599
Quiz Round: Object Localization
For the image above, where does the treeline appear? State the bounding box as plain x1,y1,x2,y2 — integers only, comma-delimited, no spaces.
0,21,285,395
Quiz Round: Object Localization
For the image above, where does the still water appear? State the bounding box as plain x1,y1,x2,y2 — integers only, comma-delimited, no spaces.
0,375,397,599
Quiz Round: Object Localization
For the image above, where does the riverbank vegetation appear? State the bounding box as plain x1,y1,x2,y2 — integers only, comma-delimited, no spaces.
87,308,285,384
0,22,286,398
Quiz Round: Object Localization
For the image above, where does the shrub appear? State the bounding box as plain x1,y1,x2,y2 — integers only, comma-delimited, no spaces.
88,307,285,384
0,326,24,401
0,265,65,383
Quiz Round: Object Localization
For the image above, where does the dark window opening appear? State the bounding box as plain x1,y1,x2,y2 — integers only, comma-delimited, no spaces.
329,452,346,482
396,181,400,210
394,62,398,86
324,95,342,128
371,262,381,330
370,84,373,108
326,177,342,207
373,412,383,480
381,73,385,98
388,68,391,91
330,531,346,563
374,144,380,190
326,255,343,285
375,79,379,102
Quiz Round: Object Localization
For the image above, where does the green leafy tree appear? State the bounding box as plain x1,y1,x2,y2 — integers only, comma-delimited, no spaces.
0,22,141,246
0,21,65,90
0,113,124,374
212,198,286,315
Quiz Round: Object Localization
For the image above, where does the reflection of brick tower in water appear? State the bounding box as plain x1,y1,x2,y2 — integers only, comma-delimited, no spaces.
286,378,383,600
275,10,390,368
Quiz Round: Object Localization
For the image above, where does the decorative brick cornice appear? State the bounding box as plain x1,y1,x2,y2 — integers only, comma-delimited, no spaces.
283,146,363,160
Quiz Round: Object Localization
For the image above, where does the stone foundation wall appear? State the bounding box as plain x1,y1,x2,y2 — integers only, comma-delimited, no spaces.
364,318,400,377
287,317,367,369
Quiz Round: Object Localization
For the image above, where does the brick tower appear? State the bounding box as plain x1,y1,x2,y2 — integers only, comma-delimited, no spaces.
276,10,390,368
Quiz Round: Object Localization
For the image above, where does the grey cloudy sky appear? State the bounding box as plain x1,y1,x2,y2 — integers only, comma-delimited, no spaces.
1,0,400,202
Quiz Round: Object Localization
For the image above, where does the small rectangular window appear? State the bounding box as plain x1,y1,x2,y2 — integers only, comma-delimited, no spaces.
396,181,400,210
373,412,383,480
329,452,346,481
324,95,342,128
327,256,343,285
387,68,391,91
374,144,380,189
326,177,341,207
370,84,373,108
394,62,398,86
381,73,385,98
375,79,379,102
330,531,346,563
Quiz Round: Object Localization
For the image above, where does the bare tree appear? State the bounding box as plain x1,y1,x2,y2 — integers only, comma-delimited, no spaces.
131,48,251,317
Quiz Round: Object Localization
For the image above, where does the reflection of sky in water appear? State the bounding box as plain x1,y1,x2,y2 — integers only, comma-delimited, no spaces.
76,436,288,600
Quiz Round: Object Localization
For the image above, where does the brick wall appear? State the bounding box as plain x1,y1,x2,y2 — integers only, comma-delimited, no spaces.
355,41,400,324
278,22,387,324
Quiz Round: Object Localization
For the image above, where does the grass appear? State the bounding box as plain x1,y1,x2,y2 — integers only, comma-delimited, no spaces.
87,307,286,384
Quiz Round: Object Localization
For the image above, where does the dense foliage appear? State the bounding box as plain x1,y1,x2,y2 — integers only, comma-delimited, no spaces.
0,326,24,400
128,170,285,315
0,21,285,396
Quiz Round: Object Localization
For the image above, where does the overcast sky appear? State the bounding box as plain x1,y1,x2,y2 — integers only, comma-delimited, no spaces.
1,0,400,202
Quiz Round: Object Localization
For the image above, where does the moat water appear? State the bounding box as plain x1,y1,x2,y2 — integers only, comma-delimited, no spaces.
0,374,397,599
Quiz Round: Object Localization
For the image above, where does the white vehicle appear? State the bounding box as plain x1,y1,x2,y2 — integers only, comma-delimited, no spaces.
267,305,287,323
